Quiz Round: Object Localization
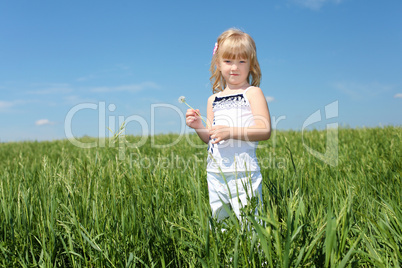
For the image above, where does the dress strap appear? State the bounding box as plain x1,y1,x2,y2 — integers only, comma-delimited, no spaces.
242,86,254,105
244,86,254,94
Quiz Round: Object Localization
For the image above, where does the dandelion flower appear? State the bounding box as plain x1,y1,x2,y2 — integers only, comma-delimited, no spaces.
179,95,209,128
178,96,186,103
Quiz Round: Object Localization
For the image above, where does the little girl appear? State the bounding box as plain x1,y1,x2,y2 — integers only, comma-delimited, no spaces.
186,28,271,221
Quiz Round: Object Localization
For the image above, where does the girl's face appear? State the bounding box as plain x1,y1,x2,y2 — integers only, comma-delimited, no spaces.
218,57,250,89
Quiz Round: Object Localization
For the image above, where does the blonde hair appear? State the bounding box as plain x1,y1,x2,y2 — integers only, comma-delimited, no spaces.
210,28,261,93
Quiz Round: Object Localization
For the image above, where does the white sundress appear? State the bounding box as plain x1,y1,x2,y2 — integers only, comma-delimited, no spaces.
206,86,263,221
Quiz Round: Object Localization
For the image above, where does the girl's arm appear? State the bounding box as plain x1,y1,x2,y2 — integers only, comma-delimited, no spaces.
185,94,215,144
210,87,271,143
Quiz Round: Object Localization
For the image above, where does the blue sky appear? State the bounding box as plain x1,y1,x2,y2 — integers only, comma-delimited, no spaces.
1,0,401,142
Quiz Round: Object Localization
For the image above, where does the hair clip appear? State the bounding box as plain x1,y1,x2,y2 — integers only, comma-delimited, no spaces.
212,42,218,55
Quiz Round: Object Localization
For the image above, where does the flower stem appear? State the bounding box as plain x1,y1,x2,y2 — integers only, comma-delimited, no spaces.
184,101,210,128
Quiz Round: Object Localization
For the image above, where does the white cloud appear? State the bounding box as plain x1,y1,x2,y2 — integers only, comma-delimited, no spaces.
76,74,97,82
90,82,159,93
0,100,26,112
266,96,275,103
292,0,343,10
333,81,394,100
0,101,14,109
35,119,55,126
394,93,402,99
76,64,133,82
26,83,72,95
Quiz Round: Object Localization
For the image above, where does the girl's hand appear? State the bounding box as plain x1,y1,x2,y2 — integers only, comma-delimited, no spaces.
209,125,231,144
186,109,204,129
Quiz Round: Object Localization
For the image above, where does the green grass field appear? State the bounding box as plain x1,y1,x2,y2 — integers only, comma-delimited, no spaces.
0,126,401,267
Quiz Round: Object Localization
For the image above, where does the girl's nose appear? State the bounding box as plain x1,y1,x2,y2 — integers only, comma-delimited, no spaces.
231,64,238,70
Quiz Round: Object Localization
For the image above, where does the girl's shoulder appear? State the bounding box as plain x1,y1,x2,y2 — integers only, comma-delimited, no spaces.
207,92,220,103
245,86,269,106
245,86,265,98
